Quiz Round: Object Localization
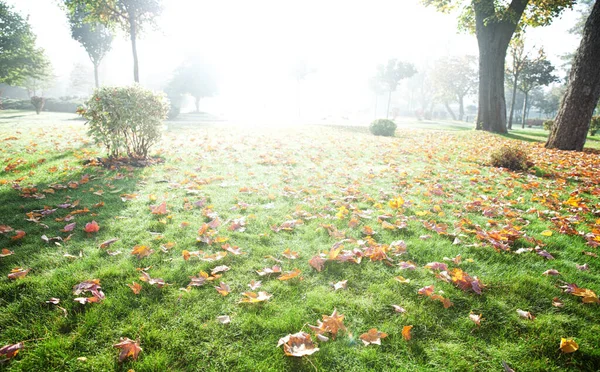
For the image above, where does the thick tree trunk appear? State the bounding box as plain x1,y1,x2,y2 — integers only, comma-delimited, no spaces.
458,95,465,121
444,102,457,120
386,90,392,119
508,74,519,130
521,92,529,128
546,1,600,151
93,62,99,88
129,13,139,83
474,0,528,133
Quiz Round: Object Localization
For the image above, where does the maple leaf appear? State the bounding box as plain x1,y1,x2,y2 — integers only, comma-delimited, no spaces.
62,222,76,232
127,282,142,294
308,255,326,272
222,244,245,255
559,338,578,353
317,309,347,338
131,245,154,259
0,225,14,234
99,238,119,249
359,328,388,346
211,265,230,275
83,221,99,233
150,202,168,215
402,325,413,341
0,249,14,258
73,279,105,300
8,267,30,280
113,337,142,362
418,285,435,297
516,309,535,320
257,265,282,276
469,313,483,326
214,282,230,296
332,280,348,290
139,271,166,288
240,291,272,303
278,268,301,281
248,280,262,290
425,262,448,271
0,342,23,361
11,230,26,241
388,196,404,209
398,261,417,270
282,248,299,259
228,217,246,232
201,252,227,262
277,332,319,357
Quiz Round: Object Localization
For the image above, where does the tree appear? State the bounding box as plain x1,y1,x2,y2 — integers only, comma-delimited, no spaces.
517,53,557,128
506,37,528,129
368,76,386,119
376,59,417,119
546,1,600,151
0,2,48,97
431,55,478,121
67,6,113,88
64,0,162,83
422,0,574,133
23,59,54,98
166,57,218,113
291,60,315,118
534,86,564,118
69,62,94,96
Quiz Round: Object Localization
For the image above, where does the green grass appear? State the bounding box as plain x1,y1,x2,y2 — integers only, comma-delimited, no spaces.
1,111,600,371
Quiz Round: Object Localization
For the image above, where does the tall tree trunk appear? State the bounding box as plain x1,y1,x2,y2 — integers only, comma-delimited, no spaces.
508,74,519,130
546,1,600,151
521,92,529,128
444,101,457,120
195,96,200,113
128,12,139,83
386,90,392,119
474,0,528,133
458,95,465,121
93,61,99,88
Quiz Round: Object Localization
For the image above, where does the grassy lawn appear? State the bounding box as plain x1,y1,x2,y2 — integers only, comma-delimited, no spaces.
1,111,600,371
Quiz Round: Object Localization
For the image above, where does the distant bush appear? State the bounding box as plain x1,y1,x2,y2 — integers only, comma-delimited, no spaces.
525,119,544,127
78,85,170,159
2,98,83,113
543,120,554,131
167,105,180,120
2,98,31,110
369,119,397,137
589,116,600,136
30,96,45,114
490,144,530,171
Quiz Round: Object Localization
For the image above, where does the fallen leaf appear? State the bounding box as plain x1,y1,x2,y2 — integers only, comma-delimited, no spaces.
99,238,119,249
127,282,142,294
392,305,406,313
309,255,326,272
0,249,14,257
240,291,272,303
217,315,231,324
541,230,553,237
332,280,348,290
469,313,483,326
131,245,154,259
248,280,262,290
559,338,578,353
8,267,29,280
278,268,301,281
83,221,99,233
552,297,564,307
542,269,560,276
113,337,142,362
402,325,413,340
214,282,230,296
277,332,319,357
359,328,388,346
516,309,535,320
150,202,167,215
0,342,23,361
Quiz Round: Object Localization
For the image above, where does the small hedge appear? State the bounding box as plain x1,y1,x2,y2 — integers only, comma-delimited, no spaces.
490,144,530,171
543,120,554,131
369,119,397,137
1,98,83,113
590,116,600,136
78,85,170,159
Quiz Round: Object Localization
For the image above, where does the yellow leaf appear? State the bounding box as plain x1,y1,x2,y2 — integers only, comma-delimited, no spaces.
560,338,578,353
541,230,553,237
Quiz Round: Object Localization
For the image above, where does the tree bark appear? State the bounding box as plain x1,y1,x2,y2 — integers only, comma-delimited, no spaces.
521,92,528,128
458,95,465,121
128,12,140,83
386,90,392,119
474,0,528,133
508,73,519,130
444,101,457,120
546,1,600,151
93,62,99,88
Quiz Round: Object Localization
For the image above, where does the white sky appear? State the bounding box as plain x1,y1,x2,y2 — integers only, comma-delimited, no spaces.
9,0,582,121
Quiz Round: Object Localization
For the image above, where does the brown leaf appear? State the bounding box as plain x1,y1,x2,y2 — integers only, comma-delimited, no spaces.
131,245,154,259
83,221,99,233
278,268,301,281
308,255,326,272
402,325,413,340
359,328,388,346
8,267,29,280
99,238,119,249
0,342,23,360
214,282,230,296
240,291,272,303
127,282,142,294
113,337,142,362
277,332,319,357
150,201,167,215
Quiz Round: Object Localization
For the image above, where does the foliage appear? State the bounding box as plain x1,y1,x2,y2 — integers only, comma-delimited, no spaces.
30,96,44,114
431,55,478,120
543,120,554,131
376,59,417,94
0,2,49,87
3,98,83,113
518,51,558,94
166,56,218,112
369,119,397,137
490,144,530,171
78,85,169,158
589,116,600,136
67,5,113,87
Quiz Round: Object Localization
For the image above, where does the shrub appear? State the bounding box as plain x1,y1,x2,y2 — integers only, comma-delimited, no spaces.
369,119,397,137
490,144,530,171
590,116,600,136
167,105,180,120
30,96,45,114
78,85,170,159
543,120,554,131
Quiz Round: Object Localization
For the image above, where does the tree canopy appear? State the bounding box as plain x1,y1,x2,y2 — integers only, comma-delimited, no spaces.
166,57,218,113
431,55,478,121
376,59,417,119
0,2,49,88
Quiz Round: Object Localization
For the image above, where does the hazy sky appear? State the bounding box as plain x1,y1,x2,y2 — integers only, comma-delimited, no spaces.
10,0,582,120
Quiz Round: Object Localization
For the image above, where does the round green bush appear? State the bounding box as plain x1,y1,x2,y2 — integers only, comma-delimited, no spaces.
490,144,530,171
369,119,397,137
78,85,170,159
